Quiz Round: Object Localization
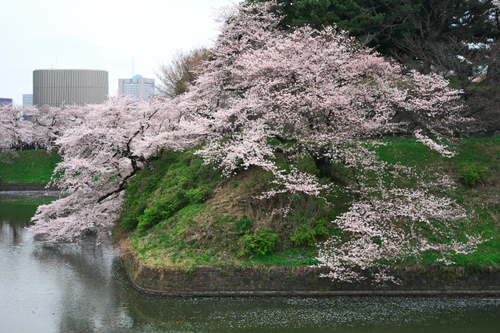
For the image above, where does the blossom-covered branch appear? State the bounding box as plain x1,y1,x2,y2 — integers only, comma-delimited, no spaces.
28,97,184,242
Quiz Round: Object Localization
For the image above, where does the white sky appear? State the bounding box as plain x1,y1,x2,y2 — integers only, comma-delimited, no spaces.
0,0,233,105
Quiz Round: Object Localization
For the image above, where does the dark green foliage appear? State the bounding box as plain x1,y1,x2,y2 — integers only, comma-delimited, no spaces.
457,162,486,186
248,0,499,61
238,228,281,255
118,150,218,231
290,219,329,247
246,0,414,54
248,0,380,36
234,215,254,235
281,0,377,35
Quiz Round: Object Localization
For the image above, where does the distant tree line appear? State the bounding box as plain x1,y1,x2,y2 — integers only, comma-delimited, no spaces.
10,141,46,151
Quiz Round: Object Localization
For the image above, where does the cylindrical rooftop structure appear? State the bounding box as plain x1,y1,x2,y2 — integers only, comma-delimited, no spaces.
33,69,108,107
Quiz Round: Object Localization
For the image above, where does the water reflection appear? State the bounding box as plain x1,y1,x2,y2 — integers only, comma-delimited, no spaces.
1,192,500,333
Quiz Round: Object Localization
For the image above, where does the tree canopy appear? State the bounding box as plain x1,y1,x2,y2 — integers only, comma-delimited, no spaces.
156,47,212,99
248,0,500,56
248,0,500,133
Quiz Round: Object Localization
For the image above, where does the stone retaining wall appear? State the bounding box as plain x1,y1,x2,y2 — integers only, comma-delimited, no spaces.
0,182,58,191
120,250,500,297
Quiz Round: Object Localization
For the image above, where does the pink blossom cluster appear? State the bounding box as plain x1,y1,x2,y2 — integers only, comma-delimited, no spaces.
257,165,331,199
315,143,485,283
414,130,456,158
0,104,34,150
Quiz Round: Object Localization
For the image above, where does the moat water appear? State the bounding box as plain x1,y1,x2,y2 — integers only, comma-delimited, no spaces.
1,191,500,333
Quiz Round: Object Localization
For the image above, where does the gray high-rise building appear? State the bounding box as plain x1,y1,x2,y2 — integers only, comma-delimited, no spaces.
118,75,155,101
33,69,108,107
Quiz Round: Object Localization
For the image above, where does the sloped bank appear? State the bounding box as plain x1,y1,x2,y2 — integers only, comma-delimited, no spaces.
116,139,500,297
120,246,500,297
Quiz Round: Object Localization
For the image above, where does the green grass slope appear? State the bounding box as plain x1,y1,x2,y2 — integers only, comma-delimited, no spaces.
116,137,500,272
0,150,61,183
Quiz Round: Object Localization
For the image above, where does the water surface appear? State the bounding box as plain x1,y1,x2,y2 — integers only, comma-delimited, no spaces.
1,191,500,333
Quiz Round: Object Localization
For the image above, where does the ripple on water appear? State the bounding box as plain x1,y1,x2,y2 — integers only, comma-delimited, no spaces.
122,295,500,333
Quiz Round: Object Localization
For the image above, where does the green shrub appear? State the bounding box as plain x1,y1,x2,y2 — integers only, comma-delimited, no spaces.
291,219,329,247
238,228,280,255
185,186,210,204
234,215,254,235
136,186,210,232
457,161,486,186
136,198,170,231
291,224,316,247
314,218,329,237
118,150,217,231
120,201,147,230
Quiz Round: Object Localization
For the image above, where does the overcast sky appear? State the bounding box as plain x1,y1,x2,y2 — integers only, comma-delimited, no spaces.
1,0,233,105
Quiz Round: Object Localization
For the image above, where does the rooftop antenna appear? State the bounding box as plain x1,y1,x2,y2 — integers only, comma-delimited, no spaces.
132,58,134,77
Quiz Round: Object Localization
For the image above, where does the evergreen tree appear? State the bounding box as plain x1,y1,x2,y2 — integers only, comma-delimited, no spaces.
248,0,500,56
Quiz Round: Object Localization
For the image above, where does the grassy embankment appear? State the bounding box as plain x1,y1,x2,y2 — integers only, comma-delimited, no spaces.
116,137,500,272
0,150,61,183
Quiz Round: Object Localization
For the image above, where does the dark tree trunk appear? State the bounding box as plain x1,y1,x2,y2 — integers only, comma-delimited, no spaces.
315,156,347,186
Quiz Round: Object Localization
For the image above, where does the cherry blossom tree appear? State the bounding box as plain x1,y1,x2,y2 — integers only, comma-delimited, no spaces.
25,0,485,282
176,0,484,282
0,104,33,152
179,1,465,174
28,96,184,242
178,1,465,187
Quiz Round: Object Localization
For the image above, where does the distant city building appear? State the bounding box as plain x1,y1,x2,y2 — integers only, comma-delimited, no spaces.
33,69,108,107
23,94,33,107
0,98,13,107
118,74,155,101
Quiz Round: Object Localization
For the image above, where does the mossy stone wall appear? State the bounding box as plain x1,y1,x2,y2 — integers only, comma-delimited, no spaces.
120,251,500,296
